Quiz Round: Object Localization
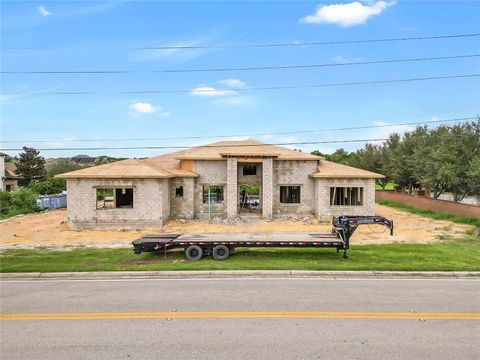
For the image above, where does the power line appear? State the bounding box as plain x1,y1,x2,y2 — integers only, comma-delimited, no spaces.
160,54,480,73
2,33,479,51
2,54,479,74
0,71,132,74
137,33,480,49
0,138,393,152
3,73,479,96
1,116,476,144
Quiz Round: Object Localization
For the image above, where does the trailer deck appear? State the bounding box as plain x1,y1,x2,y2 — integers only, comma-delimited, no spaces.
132,216,393,260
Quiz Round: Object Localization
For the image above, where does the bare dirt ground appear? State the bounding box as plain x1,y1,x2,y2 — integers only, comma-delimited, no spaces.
0,205,474,249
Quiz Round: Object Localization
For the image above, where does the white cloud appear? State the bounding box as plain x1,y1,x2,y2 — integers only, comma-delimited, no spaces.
218,79,246,88
190,86,237,97
37,5,52,17
300,1,396,27
130,102,157,114
129,102,170,117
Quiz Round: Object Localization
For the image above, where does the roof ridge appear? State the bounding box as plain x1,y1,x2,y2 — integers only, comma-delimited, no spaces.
139,158,175,175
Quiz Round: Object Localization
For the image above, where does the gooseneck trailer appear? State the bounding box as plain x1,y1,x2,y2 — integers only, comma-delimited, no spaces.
132,215,394,260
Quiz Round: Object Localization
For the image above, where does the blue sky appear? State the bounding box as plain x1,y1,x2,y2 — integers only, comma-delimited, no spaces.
1,0,479,158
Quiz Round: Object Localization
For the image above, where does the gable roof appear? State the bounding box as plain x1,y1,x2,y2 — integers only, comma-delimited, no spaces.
56,159,197,179
159,139,322,161
4,162,21,179
310,160,384,179
55,139,329,179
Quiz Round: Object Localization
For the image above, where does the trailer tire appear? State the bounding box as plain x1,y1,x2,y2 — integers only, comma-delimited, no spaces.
212,245,230,261
185,245,203,261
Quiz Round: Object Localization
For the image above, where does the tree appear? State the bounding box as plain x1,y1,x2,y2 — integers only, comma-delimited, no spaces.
355,143,391,190
47,160,88,177
15,147,46,186
412,125,451,198
447,121,480,202
29,178,66,195
467,155,480,204
311,148,355,165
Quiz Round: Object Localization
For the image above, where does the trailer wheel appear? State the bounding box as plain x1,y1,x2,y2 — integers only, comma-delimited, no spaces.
185,245,203,261
212,245,230,261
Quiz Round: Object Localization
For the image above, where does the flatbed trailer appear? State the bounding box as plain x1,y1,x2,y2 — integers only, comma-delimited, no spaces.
132,215,393,261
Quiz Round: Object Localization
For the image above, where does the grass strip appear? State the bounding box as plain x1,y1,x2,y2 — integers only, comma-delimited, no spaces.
377,200,480,227
1,236,479,272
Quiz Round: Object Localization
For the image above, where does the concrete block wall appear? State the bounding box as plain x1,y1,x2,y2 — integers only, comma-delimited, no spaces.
170,178,195,219
159,178,170,221
66,178,167,230
262,158,273,218
376,190,480,217
0,155,4,191
192,160,228,219
226,158,238,219
314,178,375,219
237,163,262,184
272,160,318,215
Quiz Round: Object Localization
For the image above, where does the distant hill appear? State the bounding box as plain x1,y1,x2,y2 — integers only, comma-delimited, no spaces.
45,155,127,167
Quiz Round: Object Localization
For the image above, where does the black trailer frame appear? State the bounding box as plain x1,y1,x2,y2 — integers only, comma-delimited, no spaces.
132,215,393,261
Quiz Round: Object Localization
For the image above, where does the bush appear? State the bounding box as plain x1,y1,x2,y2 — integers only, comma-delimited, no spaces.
0,188,40,219
30,178,66,195
0,192,11,215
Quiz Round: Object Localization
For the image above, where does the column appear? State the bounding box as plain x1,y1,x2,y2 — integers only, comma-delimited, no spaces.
226,157,238,219
262,158,273,218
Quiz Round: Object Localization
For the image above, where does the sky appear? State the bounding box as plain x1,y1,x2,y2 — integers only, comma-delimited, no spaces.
1,0,479,159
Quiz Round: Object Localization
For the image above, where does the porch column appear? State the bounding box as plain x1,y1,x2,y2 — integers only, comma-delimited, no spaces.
262,158,273,218
314,178,320,217
226,157,238,219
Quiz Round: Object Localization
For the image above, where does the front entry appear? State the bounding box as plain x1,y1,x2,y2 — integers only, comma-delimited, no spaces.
239,184,261,213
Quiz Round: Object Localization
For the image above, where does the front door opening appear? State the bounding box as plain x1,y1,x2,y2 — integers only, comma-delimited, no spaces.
239,184,261,213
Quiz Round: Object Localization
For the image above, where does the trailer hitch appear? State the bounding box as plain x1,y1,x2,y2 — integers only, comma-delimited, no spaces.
331,215,394,258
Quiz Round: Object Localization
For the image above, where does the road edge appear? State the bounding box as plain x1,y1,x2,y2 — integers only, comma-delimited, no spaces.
1,270,480,280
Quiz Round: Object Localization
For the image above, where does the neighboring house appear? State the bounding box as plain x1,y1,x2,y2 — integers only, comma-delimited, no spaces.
0,154,20,192
57,139,383,230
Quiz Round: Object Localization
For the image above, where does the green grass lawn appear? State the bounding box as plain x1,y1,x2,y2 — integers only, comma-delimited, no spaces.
377,199,480,227
1,235,479,272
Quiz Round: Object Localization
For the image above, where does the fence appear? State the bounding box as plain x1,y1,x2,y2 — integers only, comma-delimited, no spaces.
375,191,480,218
37,194,67,210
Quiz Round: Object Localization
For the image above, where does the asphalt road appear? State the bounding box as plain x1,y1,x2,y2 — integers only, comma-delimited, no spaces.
1,277,479,359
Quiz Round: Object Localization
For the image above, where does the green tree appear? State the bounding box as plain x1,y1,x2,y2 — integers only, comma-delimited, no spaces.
47,160,87,177
467,155,480,204
447,121,480,202
412,125,451,198
16,147,46,186
29,178,66,195
355,143,391,190
311,148,355,165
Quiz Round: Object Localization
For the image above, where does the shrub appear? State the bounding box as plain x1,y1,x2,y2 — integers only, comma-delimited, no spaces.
0,188,40,218
30,178,66,195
